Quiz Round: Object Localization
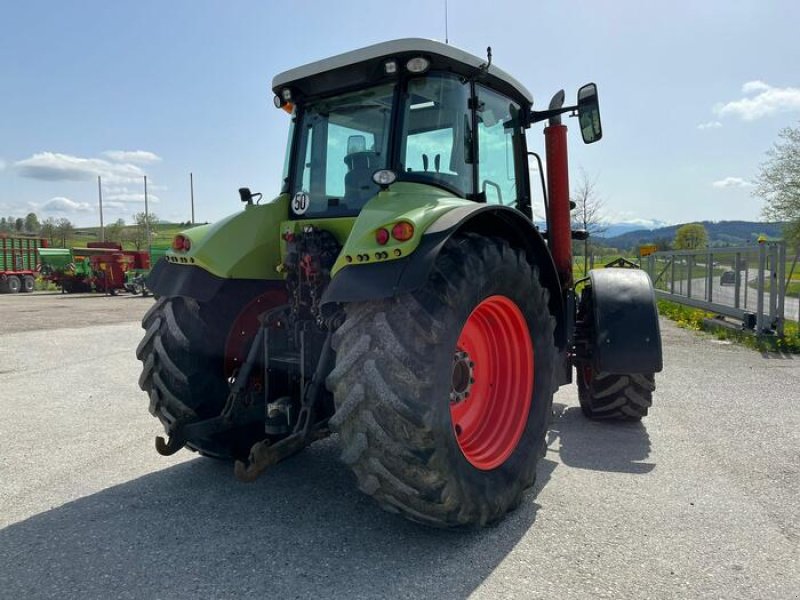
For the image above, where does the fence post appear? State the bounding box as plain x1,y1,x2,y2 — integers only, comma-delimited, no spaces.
777,242,786,337
687,255,693,298
734,252,741,309
670,255,675,295
756,243,766,333
768,243,778,331
707,250,714,303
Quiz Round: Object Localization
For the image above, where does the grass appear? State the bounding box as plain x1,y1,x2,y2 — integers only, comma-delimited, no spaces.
657,299,800,353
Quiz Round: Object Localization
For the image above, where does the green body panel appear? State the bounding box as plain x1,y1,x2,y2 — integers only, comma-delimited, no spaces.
164,195,289,280
162,184,472,284
329,182,472,276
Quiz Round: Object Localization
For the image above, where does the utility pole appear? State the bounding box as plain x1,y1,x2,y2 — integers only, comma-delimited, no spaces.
97,175,105,242
190,172,195,224
144,175,150,249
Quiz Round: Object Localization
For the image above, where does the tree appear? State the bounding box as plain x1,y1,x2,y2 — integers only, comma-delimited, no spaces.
55,218,74,248
674,223,708,250
571,169,607,271
755,122,800,252
14,217,24,232
106,218,126,243
40,217,57,245
128,212,159,250
24,212,40,233
0,217,9,232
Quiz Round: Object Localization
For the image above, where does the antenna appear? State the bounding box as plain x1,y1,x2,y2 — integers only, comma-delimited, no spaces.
444,0,449,44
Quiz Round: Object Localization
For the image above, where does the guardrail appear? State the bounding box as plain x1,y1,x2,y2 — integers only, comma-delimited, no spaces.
642,242,788,336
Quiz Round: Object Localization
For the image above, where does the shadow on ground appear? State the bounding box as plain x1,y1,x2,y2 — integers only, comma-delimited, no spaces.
0,439,552,600
0,406,651,599
548,403,654,474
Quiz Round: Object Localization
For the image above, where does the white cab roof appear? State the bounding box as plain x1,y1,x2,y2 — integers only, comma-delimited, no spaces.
272,38,533,105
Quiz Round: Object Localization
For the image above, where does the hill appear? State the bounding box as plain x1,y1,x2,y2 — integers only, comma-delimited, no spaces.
595,220,787,250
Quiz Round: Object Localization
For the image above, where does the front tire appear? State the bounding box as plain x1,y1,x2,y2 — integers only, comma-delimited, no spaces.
327,235,557,527
577,368,654,421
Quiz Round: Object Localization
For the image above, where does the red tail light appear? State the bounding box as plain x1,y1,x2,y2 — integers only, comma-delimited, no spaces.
172,235,191,252
375,228,390,245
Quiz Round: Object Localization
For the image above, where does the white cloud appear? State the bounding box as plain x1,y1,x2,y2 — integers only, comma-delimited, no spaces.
712,177,753,188
15,151,147,184
697,120,722,130
103,150,162,164
714,81,800,121
0,158,6,171
35,197,94,213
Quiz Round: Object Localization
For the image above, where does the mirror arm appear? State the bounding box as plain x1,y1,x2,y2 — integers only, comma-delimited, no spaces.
528,104,578,125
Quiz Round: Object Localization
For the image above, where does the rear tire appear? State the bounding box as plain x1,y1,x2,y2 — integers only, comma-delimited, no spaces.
577,367,654,420
327,235,557,527
136,296,264,459
21,276,35,293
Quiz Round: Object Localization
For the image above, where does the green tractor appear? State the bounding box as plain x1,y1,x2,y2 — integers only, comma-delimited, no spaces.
138,38,662,527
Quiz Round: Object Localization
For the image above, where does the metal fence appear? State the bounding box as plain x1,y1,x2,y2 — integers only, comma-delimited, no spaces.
642,241,790,336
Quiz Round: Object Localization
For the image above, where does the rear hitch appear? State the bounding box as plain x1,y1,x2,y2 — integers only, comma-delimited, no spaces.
155,434,185,456
234,331,335,482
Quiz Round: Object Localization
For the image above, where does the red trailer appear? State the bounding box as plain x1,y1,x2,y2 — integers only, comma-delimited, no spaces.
0,234,47,293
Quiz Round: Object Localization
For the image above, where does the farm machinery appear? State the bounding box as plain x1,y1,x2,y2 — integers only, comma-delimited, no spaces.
1,234,46,293
138,38,663,527
38,242,160,295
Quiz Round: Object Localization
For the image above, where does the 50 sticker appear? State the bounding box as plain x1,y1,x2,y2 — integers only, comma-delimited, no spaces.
292,192,310,215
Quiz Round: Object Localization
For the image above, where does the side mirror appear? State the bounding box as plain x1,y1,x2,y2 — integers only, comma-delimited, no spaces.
577,83,602,144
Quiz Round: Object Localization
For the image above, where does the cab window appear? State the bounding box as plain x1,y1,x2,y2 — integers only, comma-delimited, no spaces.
476,86,520,206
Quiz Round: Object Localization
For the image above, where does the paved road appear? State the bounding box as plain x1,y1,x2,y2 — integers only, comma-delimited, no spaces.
0,296,798,599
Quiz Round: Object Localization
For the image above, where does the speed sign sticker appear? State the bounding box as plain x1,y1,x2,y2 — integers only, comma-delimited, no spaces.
292,191,310,215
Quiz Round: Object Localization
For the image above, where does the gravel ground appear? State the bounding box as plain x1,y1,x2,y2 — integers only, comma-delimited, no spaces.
0,293,798,599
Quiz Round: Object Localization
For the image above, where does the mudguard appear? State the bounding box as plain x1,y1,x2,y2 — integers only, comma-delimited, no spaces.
322,203,567,349
587,268,663,374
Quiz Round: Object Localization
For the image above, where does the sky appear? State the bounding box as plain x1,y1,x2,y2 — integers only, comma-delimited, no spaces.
1,0,799,229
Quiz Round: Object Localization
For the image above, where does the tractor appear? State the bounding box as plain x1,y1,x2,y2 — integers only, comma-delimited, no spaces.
138,38,662,527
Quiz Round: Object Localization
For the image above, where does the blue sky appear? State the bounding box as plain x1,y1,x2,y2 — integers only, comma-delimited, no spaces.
1,0,799,228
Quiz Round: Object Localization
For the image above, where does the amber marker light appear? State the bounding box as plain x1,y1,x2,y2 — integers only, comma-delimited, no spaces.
391,222,414,241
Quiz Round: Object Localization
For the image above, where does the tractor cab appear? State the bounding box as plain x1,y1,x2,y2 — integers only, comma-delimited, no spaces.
272,38,536,219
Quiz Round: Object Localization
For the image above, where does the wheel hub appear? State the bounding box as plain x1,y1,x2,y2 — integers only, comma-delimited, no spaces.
450,350,475,404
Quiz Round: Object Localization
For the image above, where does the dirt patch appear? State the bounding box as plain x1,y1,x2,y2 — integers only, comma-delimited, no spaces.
0,291,152,335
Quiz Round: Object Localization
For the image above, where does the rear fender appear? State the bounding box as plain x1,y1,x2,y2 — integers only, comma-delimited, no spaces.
322,203,566,350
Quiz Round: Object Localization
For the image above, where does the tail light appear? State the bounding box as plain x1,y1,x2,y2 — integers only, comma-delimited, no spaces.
391,222,414,242
172,235,191,252
375,228,390,245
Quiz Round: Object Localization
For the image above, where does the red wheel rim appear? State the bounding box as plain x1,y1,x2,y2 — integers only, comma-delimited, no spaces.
449,295,534,470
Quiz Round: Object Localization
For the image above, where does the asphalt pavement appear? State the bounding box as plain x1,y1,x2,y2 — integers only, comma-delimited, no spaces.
0,295,798,599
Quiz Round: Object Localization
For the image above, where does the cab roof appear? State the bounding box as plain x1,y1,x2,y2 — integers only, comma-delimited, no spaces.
271,38,534,108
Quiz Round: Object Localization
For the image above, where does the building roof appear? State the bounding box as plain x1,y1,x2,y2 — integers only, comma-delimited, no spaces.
272,38,533,106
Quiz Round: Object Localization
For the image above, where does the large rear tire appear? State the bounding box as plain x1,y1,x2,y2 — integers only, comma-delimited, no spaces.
327,235,557,527
136,296,264,459
21,276,35,293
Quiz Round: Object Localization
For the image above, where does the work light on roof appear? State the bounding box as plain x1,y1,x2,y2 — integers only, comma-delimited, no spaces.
405,56,430,73
281,88,292,102
384,60,397,75
273,95,283,108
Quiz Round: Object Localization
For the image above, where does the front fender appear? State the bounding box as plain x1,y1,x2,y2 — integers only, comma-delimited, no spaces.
586,268,663,374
